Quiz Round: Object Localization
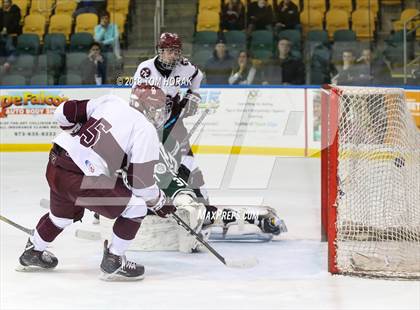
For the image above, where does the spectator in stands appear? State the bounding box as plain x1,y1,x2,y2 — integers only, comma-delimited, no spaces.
261,38,304,85
0,33,16,73
247,0,274,34
274,0,300,32
204,39,234,84
310,43,336,84
332,50,360,85
94,11,121,59
80,42,106,85
221,0,245,31
355,48,392,85
229,51,259,84
0,0,21,36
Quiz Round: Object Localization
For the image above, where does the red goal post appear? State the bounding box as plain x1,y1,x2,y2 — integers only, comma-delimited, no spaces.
321,85,420,279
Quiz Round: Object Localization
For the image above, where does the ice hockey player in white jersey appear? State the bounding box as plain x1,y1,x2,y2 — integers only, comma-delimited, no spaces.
17,84,177,281
132,32,210,214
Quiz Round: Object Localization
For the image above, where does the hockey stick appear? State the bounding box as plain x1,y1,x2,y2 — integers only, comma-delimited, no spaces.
0,214,34,236
179,108,210,148
171,212,257,269
160,137,258,268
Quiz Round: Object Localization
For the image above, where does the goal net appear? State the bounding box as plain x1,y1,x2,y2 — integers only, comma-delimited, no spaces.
321,86,420,279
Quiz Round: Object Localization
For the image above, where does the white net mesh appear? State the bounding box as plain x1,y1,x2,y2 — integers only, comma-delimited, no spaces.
333,86,420,279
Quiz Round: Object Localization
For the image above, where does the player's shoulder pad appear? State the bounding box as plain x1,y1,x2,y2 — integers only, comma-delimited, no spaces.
88,94,123,106
179,57,198,70
135,57,157,78
135,113,158,135
178,57,201,79
137,57,156,68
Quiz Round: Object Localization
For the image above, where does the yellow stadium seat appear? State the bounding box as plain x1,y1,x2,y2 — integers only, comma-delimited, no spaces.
22,14,46,38
55,0,77,16
325,9,349,38
300,10,324,33
352,9,375,39
199,0,222,12
75,13,98,34
329,0,352,13
393,8,419,31
197,10,220,32
110,12,126,35
30,0,55,20
303,0,326,14
107,0,130,15
49,14,72,41
399,8,419,22
356,0,379,14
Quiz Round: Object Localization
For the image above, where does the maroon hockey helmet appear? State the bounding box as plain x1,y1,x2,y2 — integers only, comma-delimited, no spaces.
130,83,170,128
156,32,182,70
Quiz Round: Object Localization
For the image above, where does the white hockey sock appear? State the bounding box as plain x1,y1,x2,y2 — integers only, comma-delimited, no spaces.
49,212,73,229
109,233,132,256
30,230,50,252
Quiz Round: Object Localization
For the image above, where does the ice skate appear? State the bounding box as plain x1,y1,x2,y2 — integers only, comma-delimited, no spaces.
99,240,144,281
16,238,58,272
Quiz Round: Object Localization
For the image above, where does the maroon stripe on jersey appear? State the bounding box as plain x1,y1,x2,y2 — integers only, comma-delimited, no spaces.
127,161,157,189
190,67,199,80
60,124,77,131
36,213,63,242
113,216,142,240
63,100,89,124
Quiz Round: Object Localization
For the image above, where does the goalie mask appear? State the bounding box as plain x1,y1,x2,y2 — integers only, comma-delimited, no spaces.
130,84,170,129
157,32,182,70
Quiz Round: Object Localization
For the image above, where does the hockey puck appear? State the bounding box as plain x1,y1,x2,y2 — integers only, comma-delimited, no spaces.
394,157,405,168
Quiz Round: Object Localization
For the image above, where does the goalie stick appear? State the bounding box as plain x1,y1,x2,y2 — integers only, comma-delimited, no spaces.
0,214,34,236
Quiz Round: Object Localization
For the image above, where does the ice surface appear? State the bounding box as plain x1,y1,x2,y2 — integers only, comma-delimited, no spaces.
1,153,419,310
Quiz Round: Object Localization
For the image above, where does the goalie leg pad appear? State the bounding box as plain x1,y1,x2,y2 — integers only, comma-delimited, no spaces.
176,201,207,253
204,206,287,241
99,198,207,253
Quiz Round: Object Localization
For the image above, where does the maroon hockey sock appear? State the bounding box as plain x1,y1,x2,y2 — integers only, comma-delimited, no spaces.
112,216,141,240
36,213,64,242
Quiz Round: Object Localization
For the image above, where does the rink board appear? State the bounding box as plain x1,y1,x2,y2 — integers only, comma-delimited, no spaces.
1,86,419,156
